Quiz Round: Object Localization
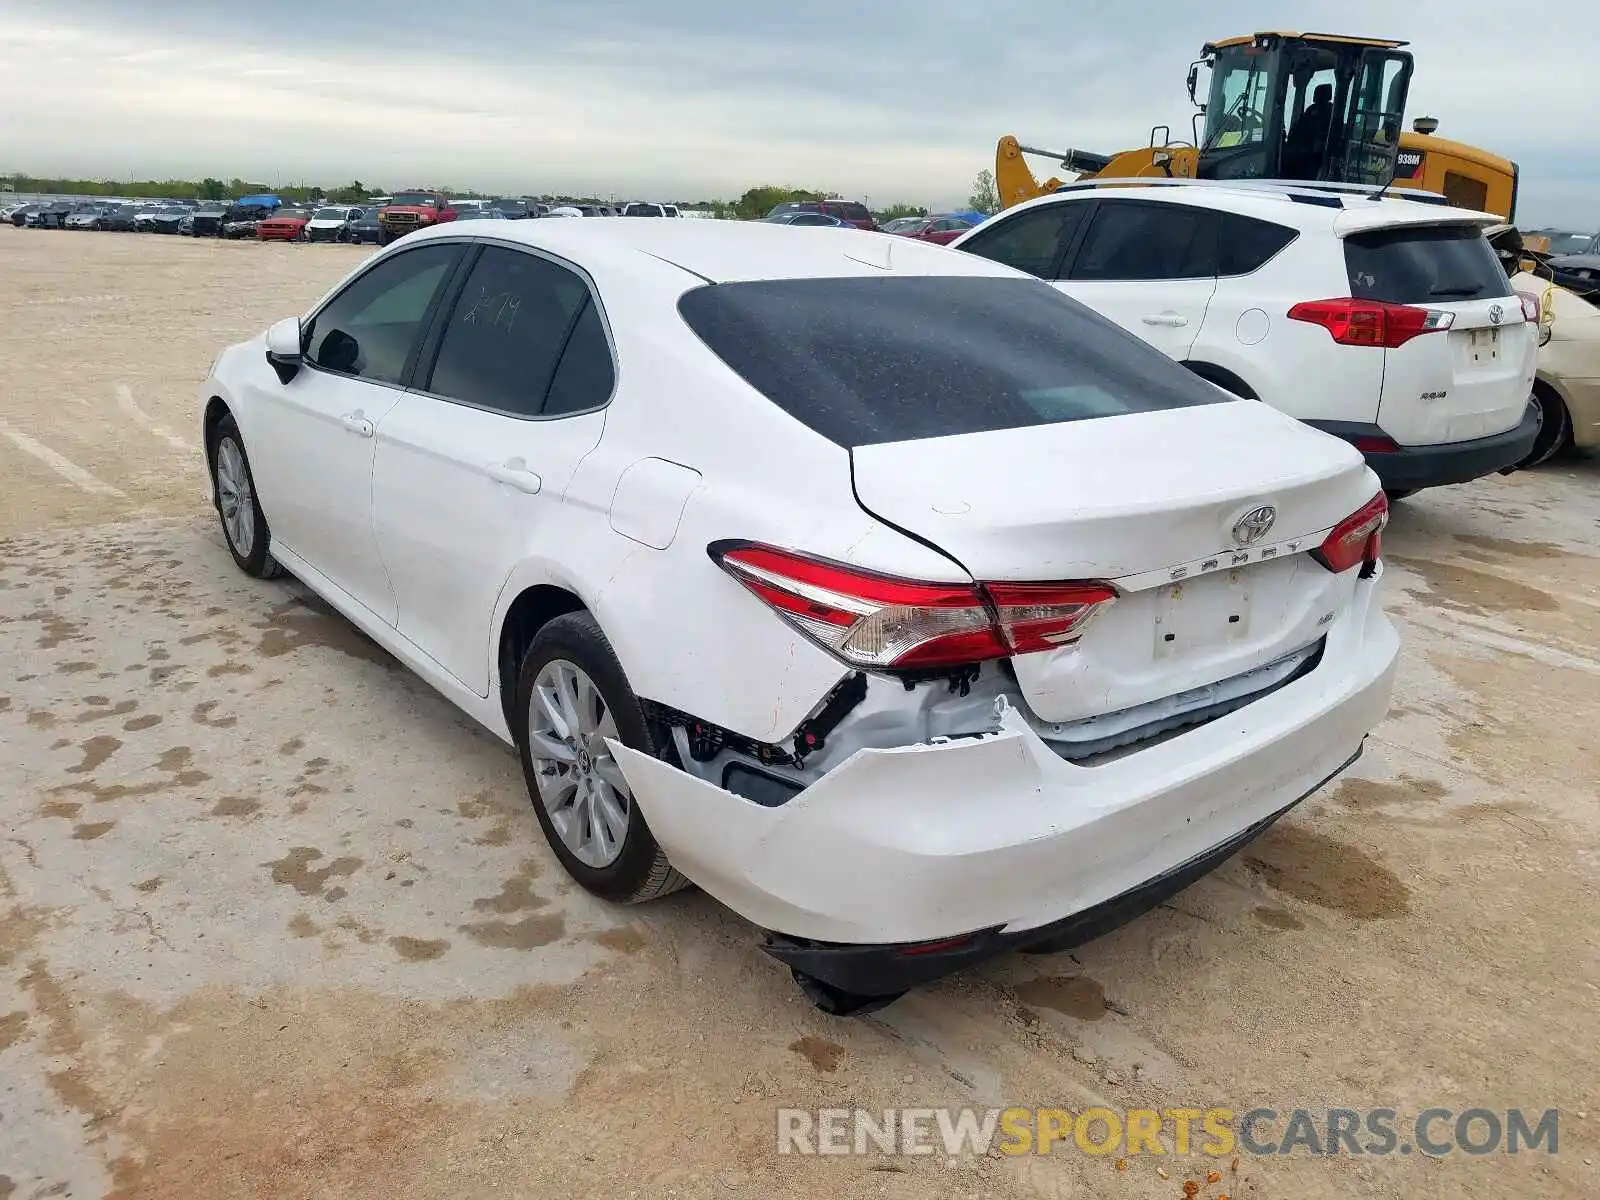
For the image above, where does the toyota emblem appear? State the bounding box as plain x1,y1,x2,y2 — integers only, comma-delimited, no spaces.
1488,303,1504,326
1232,506,1277,546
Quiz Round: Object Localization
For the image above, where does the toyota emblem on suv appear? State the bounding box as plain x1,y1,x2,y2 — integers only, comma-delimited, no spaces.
1232,506,1277,546
1489,303,1504,326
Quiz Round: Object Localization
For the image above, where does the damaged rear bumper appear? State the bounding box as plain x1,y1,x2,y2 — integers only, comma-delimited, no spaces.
608,577,1398,983
762,747,1358,998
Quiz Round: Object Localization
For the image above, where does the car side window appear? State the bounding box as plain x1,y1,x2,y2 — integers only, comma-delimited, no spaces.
542,299,616,415
1071,201,1215,281
1217,213,1298,276
424,246,594,417
304,244,459,385
957,204,1086,279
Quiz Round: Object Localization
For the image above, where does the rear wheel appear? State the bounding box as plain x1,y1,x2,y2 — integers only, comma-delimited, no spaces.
515,612,688,905
1519,382,1572,469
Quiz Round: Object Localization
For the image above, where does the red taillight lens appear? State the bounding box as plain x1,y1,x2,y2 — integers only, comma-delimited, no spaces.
985,581,1118,654
1312,492,1388,574
1352,434,1400,454
711,543,1114,670
1288,298,1454,349
1517,290,1541,324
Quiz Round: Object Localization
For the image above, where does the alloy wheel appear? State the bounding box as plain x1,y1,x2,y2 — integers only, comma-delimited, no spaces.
527,659,632,868
215,437,256,558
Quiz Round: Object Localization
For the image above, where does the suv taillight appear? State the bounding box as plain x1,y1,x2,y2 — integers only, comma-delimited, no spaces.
710,543,1115,670
1288,298,1455,349
1311,492,1388,576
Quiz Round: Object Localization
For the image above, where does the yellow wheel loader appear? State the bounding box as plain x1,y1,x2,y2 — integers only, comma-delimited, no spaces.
996,32,1518,218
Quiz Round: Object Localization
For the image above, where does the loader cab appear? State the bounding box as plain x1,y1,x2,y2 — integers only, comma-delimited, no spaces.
1194,33,1413,188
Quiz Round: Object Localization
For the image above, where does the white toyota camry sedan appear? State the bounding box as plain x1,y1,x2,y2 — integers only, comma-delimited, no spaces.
201,218,1399,1013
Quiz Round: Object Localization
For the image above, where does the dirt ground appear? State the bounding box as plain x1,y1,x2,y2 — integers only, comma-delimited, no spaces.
1,226,1597,1200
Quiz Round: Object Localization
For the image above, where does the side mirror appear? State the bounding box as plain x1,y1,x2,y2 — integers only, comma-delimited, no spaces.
1187,64,1200,106
265,316,304,384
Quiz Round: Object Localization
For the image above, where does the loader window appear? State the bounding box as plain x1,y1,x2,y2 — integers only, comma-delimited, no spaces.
955,203,1085,278
677,276,1225,449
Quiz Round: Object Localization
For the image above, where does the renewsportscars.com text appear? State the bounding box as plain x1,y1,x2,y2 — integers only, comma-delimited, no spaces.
776,1106,1560,1159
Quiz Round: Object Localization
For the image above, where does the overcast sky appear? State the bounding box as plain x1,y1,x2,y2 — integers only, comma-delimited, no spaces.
3,0,1596,224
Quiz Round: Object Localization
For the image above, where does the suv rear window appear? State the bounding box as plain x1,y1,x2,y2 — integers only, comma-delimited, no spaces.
827,202,870,221
678,276,1225,449
1345,224,1510,304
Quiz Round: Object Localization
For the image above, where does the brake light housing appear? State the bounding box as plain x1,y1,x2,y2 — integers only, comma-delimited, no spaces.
710,542,1115,671
1288,298,1454,349
1311,492,1388,576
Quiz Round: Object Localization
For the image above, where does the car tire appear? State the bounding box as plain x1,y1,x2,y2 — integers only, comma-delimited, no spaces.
208,415,281,580
515,611,690,906
1519,382,1573,469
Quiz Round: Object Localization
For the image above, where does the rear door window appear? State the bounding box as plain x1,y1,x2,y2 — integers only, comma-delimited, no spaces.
1070,201,1217,281
677,276,1225,449
956,203,1086,279
424,246,595,416
1345,224,1510,303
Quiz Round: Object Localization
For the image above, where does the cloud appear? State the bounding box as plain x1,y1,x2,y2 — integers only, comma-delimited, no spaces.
3,0,1596,222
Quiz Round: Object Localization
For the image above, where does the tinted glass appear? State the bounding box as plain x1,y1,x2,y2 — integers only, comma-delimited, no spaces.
1073,202,1214,281
390,193,440,207
426,247,592,416
678,276,1224,449
542,300,616,415
1345,224,1510,303
305,244,458,384
1217,213,1299,276
957,204,1085,278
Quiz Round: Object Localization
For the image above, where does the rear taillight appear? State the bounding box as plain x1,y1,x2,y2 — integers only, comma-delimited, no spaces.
711,543,1115,670
1516,290,1543,325
1288,298,1454,349
1352,434,1400,454
1312,492,1388,575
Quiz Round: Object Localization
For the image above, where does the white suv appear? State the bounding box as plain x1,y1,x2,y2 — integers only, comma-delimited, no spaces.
951,182,1541,497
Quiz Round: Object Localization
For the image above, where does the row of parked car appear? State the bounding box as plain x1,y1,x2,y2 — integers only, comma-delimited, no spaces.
0,194,699,240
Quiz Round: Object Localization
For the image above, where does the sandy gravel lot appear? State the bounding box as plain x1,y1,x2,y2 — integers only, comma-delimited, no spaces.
1,225,1597,1199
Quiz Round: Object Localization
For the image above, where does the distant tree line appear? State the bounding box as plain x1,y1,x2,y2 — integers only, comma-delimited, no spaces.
1,173,981,220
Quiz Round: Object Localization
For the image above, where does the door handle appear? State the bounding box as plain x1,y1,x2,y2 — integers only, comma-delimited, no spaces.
340,412,374,437
486,458,543,494
1141,312,1189,328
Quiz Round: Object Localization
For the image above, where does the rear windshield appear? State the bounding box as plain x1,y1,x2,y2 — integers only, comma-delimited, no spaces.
677,277,1225,448
1345,224,1510,304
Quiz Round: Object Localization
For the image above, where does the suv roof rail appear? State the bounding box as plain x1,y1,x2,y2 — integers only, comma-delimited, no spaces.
1050,177,1453,206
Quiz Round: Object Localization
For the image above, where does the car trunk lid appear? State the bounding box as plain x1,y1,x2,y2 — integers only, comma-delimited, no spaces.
850,402,1379,723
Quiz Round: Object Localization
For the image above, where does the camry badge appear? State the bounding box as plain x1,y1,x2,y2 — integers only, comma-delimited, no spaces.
1232,506,1277,546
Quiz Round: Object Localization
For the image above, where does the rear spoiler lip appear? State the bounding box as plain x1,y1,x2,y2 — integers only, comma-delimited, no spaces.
1331,205,1502,238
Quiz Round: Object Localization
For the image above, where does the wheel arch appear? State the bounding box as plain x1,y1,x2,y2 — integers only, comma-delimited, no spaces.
495,582,588,735
1182,360,1260,401
202,395,234,490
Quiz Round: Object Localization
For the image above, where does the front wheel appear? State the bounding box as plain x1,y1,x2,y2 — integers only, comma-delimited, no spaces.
515,612,688,905
209,415,281,579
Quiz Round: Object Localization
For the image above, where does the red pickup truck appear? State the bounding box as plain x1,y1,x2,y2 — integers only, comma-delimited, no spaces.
378,190,459,245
